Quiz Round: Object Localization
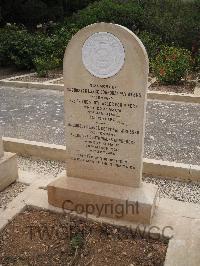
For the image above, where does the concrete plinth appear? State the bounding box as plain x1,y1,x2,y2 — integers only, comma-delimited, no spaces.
48,175,158,224
0,152,18,191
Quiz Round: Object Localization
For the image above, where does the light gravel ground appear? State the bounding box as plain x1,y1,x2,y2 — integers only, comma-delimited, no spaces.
0,156,65,210
0,86,199,165
17,156,65,177
0,182,27,209
17,156,200,205
143,176,200,205
145,101,200,165
0,155,199,209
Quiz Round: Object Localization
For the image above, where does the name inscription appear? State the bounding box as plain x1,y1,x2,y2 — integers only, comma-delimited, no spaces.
66,83,143,170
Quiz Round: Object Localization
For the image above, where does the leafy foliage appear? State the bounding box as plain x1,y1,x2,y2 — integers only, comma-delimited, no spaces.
70,234,84,251
0,0,199,78
138,31,164,67
194,50,200,71
140,0,200,51
0,0,98,27
152,46,192,84
0,25,57,69
33,56,62,77
65,0,143,32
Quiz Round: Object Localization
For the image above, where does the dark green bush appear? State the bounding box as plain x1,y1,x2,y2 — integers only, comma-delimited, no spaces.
33,56,62,77
141,0,200,51
60,0,199,52
0,0,199,77
195,51,200,71
66,0,143,32
1,0,64,27
138,31,163,60
64,0,99,15
0,0,98,27
0,24,75,74
0,25,55,69
52,26,79,59
152,46,192,84
0,25,34,68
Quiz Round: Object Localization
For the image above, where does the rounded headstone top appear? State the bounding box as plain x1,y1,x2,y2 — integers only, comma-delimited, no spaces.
82,32,125,79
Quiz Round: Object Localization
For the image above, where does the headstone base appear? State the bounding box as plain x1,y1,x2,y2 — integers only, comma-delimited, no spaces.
48,175,158,224
0,152,18,191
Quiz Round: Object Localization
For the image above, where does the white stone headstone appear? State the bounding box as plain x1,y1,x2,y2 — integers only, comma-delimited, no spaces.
48,23,157,224
63,23,148,187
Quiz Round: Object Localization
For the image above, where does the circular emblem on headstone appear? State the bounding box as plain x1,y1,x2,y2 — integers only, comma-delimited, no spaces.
82,32,125,78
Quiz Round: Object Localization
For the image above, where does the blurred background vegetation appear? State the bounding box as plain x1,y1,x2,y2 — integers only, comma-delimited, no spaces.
0,0,199,82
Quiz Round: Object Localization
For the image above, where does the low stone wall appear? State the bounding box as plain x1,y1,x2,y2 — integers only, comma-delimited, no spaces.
3,137,200,182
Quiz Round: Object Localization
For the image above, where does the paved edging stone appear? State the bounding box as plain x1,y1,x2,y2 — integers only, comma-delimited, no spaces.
1,75,200,104
148,90,200,104
3,137,200,182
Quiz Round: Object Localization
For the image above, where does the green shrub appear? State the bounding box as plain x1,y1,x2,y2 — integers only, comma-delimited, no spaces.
64,0,99,15
0,25,57,69
1,0,199,75
152,46,192,84
1,0,65,27
0,25,36,68
0,24,73,74
194,50,200,71
138,31,163,61
141,0,200,51
52,26,79,59
70,234,84,251
65,0,143,31
33,56,62,77
0,1,98,27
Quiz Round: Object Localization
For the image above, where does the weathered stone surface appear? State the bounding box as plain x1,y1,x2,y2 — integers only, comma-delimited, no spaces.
48,23,157,224
0,152,18,191
48,175,158,224
0,137,3,158
64,23,149,187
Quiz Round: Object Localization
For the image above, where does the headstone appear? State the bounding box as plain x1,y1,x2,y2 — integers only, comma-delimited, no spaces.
48,23,158,224
64,24,149,187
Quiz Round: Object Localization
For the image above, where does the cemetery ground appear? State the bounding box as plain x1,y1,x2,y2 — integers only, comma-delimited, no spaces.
0,207,167,265
0,0,199,264
1,86,200,165
0,84,200,265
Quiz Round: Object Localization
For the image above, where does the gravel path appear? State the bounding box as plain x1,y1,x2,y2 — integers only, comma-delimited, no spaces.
1,154,199,207
17,156,65,177
144,176,200,205
0,182,27,209
16,155,200,205
0,86,200,165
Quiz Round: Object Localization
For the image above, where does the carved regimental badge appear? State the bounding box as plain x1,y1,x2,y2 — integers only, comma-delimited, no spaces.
82,32,125,78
